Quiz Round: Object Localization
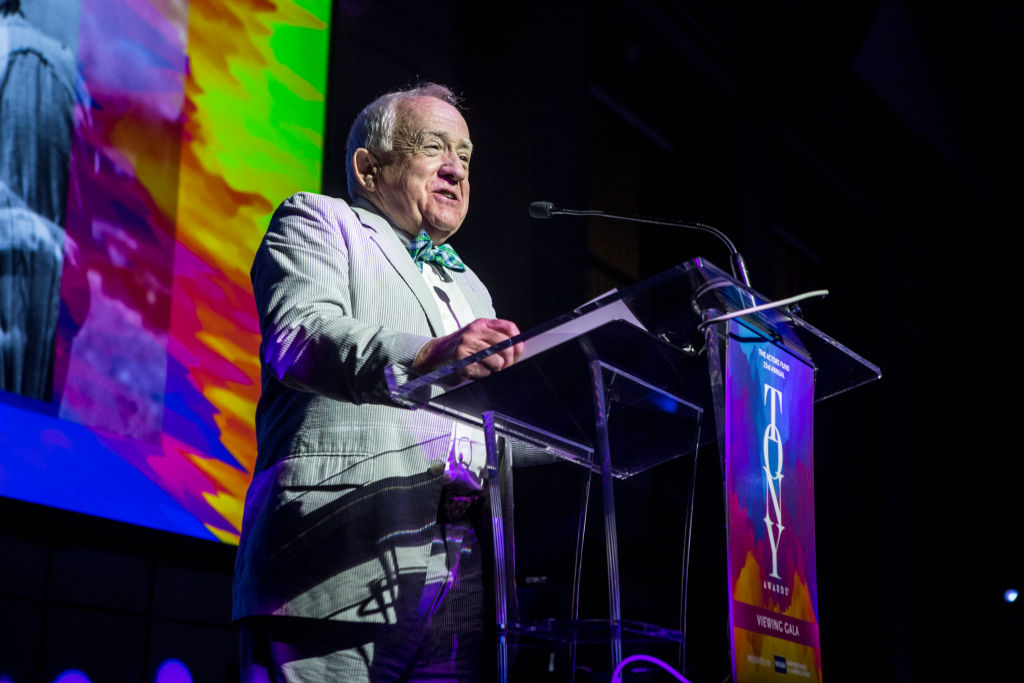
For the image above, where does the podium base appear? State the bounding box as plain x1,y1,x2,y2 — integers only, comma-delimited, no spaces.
512,618,683,644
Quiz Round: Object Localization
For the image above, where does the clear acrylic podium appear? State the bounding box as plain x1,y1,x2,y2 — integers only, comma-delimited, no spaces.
388,257,880,681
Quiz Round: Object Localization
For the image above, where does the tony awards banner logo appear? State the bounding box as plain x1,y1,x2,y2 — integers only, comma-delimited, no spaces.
724,323,821,682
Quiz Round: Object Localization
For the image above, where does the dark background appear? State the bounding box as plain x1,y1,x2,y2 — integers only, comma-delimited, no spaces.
2,0,1021,680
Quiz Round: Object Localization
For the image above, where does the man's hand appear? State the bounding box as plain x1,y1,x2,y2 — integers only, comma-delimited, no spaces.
413,318,524,379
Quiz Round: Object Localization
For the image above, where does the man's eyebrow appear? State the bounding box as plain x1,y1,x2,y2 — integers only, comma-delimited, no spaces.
423,130,473,153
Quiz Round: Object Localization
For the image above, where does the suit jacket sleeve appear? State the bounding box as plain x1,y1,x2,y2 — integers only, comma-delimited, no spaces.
251,192,432,405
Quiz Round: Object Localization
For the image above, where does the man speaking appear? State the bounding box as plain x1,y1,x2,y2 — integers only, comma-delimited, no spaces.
233,83,522,681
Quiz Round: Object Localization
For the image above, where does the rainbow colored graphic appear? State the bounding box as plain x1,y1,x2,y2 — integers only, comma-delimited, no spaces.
0,0,330,543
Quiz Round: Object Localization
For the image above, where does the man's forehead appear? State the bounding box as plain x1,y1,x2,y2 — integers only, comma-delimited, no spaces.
399,97,472,147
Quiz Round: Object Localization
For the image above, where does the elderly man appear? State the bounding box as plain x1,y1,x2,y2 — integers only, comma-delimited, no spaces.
233,83,522,681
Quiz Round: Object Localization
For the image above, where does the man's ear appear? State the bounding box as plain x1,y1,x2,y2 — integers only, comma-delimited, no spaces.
352,148,377,194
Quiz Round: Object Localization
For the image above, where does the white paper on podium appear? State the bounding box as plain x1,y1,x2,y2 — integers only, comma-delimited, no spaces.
518,295,646,362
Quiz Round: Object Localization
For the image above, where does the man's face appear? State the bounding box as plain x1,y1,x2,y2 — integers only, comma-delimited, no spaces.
372,96,472,243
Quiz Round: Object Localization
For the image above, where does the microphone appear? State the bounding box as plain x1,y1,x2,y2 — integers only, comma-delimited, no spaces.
528,201,752,287
528,201,556,219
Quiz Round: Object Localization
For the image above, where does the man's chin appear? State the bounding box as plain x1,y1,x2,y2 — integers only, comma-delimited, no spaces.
425,220,464,243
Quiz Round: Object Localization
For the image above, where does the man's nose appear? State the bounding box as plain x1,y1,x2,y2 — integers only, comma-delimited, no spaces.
439,154,467,183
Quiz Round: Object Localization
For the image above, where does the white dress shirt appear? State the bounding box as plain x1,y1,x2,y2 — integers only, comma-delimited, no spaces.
400,231,487,492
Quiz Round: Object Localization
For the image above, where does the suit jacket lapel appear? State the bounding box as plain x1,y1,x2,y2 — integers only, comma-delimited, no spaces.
351,202,446,336
453,269,493,319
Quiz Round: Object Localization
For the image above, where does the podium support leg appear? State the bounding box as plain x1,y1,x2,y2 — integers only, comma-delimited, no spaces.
569,463,592,675
483,411,510,683
589,360,623,671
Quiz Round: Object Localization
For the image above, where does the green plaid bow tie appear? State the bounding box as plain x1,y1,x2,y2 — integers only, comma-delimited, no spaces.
407,231,466,272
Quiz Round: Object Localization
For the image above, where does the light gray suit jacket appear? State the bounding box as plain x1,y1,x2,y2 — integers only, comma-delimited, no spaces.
232,192,495,624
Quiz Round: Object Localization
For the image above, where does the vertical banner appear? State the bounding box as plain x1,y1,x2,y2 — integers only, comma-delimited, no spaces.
725,319,822,681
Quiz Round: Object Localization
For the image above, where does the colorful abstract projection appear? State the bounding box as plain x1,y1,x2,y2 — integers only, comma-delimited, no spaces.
0,0,330,543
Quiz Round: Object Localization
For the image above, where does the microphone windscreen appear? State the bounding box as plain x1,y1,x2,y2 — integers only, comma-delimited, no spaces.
528,201,554,219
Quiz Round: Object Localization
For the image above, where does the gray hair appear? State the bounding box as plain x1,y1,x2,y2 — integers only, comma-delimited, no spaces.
345,82,460,199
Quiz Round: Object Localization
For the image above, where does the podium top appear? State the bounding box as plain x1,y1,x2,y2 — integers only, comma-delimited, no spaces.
393,257,880,406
